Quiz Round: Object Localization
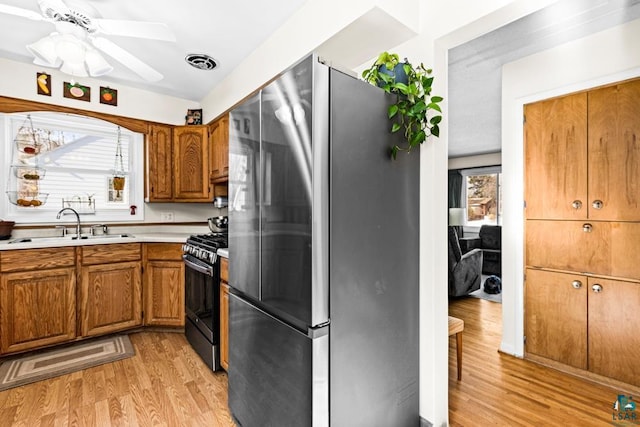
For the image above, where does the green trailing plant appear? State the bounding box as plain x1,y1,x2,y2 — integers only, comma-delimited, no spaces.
362,52,443,159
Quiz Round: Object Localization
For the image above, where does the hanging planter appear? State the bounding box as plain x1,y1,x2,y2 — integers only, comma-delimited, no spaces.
112,126,127,198
362,52,443,159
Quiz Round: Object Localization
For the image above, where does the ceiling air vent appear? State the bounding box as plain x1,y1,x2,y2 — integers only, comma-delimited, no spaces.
185,54,218,71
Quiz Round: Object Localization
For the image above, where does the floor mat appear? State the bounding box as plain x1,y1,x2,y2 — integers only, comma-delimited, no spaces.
0,334,134,391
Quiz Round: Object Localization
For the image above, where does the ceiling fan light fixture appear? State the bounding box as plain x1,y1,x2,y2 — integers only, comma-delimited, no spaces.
55,33,86,64
60,60,88,77
85,48,112,76
26,36,58,66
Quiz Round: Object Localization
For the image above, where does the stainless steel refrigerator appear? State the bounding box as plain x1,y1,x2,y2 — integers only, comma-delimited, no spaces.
228,53,419,427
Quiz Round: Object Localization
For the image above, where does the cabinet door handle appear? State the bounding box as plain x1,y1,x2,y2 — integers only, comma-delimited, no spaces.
582,223,593,233
592,200,603,209
571,280,582,289
592,284,603,293
571,200,582,210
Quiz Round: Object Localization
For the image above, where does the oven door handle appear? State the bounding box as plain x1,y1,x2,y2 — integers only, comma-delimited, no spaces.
183,255,214,277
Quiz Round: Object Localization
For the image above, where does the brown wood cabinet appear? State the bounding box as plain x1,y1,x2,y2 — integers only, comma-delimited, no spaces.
587,276,640,386
0,247,76,354
525,269,587,369
525,79,640,221
210,114,229,183
147,124,174,201
79,244,142,337
173,125,211,201
524,77,640,388
526,220,640,278
143,243,184,327
219,257,229,371
525,269,640,385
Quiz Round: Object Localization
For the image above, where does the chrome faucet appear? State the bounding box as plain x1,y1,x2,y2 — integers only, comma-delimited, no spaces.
56,207,81,239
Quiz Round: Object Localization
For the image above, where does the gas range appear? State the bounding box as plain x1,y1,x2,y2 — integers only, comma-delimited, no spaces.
183,232,228,265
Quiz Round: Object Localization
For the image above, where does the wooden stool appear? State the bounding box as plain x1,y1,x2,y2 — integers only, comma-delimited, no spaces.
448,316,464,380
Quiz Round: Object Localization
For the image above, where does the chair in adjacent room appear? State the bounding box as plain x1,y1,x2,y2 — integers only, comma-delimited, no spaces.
448,226,483,297
448,316,465,381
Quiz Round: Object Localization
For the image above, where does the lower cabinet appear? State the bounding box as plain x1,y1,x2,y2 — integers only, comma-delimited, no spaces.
143,243,185,327
0,267,76,354
0,242,186,355
220,257,229,371
525,268,640,386
0,247,77,354
79,244,142,337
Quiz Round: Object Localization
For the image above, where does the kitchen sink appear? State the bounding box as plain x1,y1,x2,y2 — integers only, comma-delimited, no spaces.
9,234,135,244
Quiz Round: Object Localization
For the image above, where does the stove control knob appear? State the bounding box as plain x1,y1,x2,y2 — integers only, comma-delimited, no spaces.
209,252,216,263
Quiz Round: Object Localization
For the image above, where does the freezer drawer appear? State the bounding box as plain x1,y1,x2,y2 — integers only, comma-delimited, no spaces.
228,293,328,427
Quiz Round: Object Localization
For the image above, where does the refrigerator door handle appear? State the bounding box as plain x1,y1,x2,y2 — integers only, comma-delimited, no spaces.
308,321,330,339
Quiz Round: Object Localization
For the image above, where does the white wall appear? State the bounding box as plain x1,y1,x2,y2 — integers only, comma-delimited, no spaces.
199,0,420,123
448,152,501,170
0,58,197,125
501,17,640,358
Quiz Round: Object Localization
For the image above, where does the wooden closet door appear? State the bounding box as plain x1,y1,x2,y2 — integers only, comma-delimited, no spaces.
525,268,587,369
524,92,588,220
588,277,640,386
588,79,640,221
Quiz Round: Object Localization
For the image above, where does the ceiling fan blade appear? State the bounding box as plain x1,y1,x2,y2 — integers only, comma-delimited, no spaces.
94,19,176,42
91,36,163,82
37,0,70,19
0,4,46,21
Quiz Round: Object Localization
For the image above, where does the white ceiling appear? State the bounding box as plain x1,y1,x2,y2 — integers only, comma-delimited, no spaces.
448,0,640,158
0,0,308,101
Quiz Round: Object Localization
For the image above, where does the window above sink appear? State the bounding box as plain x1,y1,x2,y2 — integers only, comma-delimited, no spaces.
1,112,144,224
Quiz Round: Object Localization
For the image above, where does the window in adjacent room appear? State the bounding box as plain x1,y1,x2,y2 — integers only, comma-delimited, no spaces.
461,166,502,227
1,112,144,223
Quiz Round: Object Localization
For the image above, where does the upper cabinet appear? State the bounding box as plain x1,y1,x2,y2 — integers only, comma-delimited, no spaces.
146,123,220,203
524,92,587,220
174,125,211,201
587,80,640,221
210,114,229,183
525,79,640,221
147,124,174,201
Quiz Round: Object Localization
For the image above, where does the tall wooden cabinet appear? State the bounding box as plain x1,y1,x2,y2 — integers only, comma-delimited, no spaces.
0,248,76,354
79,244,142,337
147,124,174,201
524,78,640,387
210,114,229,183
173,125,211,201
143,243,185,327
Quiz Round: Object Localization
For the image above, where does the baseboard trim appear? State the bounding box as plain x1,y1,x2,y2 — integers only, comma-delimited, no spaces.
420,416,433,427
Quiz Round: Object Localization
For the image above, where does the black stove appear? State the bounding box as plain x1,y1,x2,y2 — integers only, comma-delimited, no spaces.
183,231,228,372
183,232,228,265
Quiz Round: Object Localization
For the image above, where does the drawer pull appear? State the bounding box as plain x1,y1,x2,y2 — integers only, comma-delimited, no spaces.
592,200,603,209
582,223,592,233
571,200,582,210
571,280,582,289
592,284,603,293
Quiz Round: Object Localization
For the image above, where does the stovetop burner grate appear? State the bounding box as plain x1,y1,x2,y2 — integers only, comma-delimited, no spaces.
186,232,228,250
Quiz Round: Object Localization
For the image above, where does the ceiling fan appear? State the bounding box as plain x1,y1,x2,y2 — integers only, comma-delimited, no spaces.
0,0,176,81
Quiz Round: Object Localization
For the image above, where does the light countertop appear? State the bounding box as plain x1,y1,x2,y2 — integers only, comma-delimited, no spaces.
0,232,192,251
217,248,228,258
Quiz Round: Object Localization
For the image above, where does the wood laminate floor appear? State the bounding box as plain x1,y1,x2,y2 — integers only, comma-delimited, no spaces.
0,301,629,426
0,332,235,426
449,297,628,426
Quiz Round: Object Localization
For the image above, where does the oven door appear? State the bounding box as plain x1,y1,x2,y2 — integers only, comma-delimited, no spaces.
183,253,219,343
